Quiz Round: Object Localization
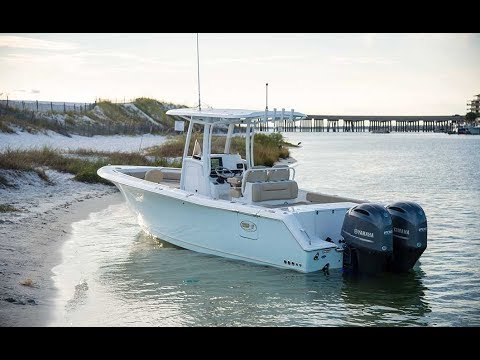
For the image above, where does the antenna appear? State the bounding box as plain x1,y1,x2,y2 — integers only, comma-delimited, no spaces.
264,82,269,126
197,33,201,111
265,82,268,112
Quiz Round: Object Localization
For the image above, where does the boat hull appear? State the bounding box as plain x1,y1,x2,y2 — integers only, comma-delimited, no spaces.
113,181,343,273
468,126,480,135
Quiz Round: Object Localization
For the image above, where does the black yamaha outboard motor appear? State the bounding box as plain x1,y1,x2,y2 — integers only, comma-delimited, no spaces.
386,201,427,272
341,203,393,275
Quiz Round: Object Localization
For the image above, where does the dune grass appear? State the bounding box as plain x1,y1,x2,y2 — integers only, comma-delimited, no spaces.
33,168,53,184
133,98,185,130
0,118,15,133
0,147,181,185
0,114,45,135
0,204,20,213
0,98,193,136
86,101,142,126
0,130,293,186
0,105,72,136
147,132,291,167
133,98,173,128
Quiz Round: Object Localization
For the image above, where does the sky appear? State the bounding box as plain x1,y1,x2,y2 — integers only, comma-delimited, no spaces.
0,33,479,115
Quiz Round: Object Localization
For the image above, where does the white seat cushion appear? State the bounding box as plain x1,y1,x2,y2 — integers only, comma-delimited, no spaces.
144,169,164,183
251,180,298,202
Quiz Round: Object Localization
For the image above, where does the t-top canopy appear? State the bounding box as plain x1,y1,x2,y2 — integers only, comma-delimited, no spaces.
166,108,306,123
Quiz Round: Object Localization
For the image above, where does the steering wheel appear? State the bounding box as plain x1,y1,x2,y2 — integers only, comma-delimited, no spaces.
214,166,235,179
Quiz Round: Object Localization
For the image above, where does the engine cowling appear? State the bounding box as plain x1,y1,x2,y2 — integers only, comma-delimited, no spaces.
341,203,393,275
386,201,427,272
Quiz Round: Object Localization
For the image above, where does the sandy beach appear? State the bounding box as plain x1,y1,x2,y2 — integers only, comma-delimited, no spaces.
0,131,171,326
0,170,123,326
0,131,172,325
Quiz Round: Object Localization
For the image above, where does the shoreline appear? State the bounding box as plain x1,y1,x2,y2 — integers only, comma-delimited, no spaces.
0,187,122,326
0,131,167,152
0,152,296,327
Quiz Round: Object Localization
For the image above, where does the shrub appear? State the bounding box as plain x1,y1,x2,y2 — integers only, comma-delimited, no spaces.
146,132,290,166
0,147,179,185
0,204,20,212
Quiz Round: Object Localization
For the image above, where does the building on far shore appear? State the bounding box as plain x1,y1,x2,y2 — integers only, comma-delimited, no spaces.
467,94,480,114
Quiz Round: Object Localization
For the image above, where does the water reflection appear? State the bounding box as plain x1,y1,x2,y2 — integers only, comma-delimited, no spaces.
340,271,431,326
99,230,431,326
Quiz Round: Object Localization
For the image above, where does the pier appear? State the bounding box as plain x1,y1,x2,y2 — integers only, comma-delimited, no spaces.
267,114,462,133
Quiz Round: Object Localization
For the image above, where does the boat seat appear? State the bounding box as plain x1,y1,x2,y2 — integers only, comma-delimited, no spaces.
227,176,242,198
144,169,164,183
267,164,290,181
226,176,242,187
229,187,242,198
250,180,298,202
144,169,181,183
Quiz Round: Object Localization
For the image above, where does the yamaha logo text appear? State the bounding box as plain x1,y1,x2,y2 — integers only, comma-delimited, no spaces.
393,227,409,235
354,228,374,238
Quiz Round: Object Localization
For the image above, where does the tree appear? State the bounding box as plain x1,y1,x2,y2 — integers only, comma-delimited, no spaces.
465,112,478,124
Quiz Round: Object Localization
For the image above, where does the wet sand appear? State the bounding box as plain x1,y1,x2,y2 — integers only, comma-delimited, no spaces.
0,191,123,326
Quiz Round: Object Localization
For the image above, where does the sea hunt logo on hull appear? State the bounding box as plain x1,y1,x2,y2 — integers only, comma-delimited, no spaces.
418,227,427,232
354,229,374,238
393,227,410,235
240,221,257,232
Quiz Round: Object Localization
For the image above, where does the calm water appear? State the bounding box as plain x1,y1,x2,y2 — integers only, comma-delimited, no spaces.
51,132,480,326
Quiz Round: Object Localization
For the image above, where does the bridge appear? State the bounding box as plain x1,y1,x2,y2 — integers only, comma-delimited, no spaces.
265,114,463,133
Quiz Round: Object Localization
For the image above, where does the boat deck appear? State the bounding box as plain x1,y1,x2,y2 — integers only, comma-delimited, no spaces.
121,167,366,207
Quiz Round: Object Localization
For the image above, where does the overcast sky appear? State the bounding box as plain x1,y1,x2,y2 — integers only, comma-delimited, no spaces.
0,33,478,115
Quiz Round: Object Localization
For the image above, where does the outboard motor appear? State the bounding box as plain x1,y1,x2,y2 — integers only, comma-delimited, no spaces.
386,201,427,272
341,203,393,275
